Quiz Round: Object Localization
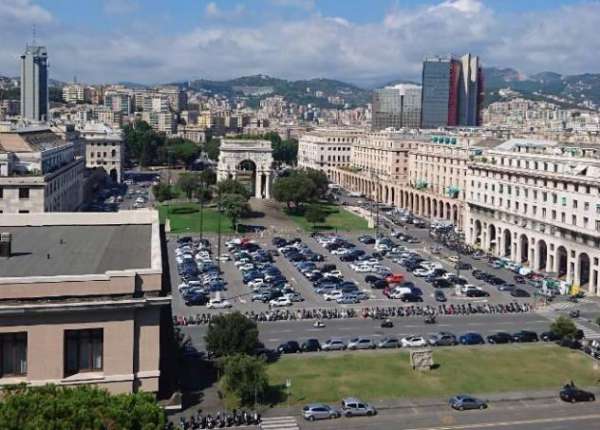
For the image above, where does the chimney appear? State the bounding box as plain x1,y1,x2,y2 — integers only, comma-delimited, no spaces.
0,232,11,258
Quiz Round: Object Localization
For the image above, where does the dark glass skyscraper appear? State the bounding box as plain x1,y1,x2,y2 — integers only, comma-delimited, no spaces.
420,54,483,128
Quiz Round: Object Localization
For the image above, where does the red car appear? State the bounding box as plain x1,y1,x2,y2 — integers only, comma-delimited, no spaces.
385,274,405,284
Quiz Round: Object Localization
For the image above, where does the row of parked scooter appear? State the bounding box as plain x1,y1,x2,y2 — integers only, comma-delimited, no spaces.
176,410,260,429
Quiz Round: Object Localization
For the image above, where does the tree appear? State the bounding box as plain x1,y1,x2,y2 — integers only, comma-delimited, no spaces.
217,178,251,200
0,384,165,430
305,204,326,229
205,312,260,357
122,120,165,167
167,138,201,167
550,316,578,339
177,172,202,199
204,137,221,161
220,193,250,230
199,168,217,187
220,354,269,407
152,183,175,202
304,168,329,196
272,173,315,210
273,139,298,166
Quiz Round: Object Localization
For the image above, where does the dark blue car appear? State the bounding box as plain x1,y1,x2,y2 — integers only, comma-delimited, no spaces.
459,333,485,345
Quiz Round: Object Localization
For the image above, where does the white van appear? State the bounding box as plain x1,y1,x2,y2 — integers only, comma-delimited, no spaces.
349,191,364,197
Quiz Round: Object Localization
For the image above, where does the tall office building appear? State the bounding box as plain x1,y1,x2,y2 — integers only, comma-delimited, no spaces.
372,84,422,130
20,45,49,121
420,54,483,128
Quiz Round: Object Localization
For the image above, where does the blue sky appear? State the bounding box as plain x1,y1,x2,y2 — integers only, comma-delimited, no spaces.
1,0,599,85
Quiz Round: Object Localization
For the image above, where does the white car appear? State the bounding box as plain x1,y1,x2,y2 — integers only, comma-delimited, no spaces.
328,270,343,278
413,268,433,277
206,298,232,309
401,336,427,348
332,248,351,255
323,291,344,301
448,255,460,263
353,265,372,273
269,297,292,307
247,279,265,288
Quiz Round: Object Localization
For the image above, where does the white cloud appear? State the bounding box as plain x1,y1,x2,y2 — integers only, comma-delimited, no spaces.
0,0,52,23
1,0,600,85
270,0,315,10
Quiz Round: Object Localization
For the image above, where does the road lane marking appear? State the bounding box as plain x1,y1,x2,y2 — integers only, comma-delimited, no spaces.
401,413,600,430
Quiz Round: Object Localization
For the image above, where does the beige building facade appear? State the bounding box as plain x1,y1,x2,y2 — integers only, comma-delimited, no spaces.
466,139,600,294
80,122,124,183
297,129,360,175
0,211,169,393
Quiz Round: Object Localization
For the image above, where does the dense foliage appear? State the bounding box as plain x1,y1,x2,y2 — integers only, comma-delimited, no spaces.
0,384,165,430
122,121,200,167
220,354,269,406
304,204,326,228
272,168,329,211
217,178,252,201
205,312,260,358
220,193,250,230
550,316,578,339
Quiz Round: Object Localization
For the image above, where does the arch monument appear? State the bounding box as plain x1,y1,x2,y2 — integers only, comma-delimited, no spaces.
217,139,274,199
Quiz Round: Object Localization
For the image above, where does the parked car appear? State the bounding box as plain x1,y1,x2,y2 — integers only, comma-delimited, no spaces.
206,298,232,309
559,384,595,403
401,335,427,348
277,340,301,354
347,337,376,350
511,288,531,298
449,395,488,410
269,296,292,307
434,290,447,302
486,332,513,344
341,398,377,417
301,338,321,352
541,331,562,342
459,333,485,345
377,336,400,349
428,332,458,346
513,330,539,342
322,338,347,351
302,404,341,421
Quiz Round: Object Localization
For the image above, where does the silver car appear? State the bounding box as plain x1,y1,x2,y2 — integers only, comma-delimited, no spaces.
347,337,375,350
302,403,340,421
341,397,377,417
322,338,347,351
377,336,400,349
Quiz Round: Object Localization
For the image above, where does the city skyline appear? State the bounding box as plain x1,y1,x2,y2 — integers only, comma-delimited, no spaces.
1,0,599,85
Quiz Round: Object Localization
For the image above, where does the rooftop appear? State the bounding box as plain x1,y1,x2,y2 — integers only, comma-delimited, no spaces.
0,224,152,277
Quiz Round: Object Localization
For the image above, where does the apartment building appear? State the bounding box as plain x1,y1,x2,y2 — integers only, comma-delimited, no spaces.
0,123,84,213
465,139,600,294
297,129,360,175
79,122,124,183
0,210,170,394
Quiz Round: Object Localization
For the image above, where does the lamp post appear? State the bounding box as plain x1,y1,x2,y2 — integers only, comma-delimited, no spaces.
217,188,222,271
370,171,380,236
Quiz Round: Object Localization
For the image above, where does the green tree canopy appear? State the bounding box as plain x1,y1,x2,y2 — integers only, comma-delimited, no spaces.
272,172,316,210
200,168,217,187
165,138,201,167
204,137,221,161
123,121,165,167
220,354,269,407
305,204,326,229
152,183,175,202
205,312,260,357
550,316,578,339
177,172,203,199
303,168,329,195
220,193,250,230
0,384,165,430
217,178,251,200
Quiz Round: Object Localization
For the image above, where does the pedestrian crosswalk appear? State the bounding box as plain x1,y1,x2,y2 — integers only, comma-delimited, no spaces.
576,323,600,340
260,416,300,430
537,298,595,313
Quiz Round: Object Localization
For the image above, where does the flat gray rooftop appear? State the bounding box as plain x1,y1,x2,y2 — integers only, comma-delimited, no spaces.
0,224,152,277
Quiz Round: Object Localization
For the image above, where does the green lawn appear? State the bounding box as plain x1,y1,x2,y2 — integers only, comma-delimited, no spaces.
159,203,234,234
267,345,598,404
287,203,370,232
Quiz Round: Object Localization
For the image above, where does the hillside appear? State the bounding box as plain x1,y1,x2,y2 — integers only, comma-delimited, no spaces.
483,67,600,109
183,74,372,108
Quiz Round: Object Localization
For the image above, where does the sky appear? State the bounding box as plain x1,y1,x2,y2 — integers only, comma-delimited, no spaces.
1,0,599,86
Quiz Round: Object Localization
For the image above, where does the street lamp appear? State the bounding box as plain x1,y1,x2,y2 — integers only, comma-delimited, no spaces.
217,188,222,271
370,171,380,237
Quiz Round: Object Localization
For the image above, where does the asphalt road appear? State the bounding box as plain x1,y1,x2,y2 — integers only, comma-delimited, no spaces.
299,398,600,430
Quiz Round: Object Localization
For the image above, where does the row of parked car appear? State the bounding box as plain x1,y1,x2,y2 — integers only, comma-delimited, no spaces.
277,328,575,355
175,237,231,308
302,382,596,422
227,238,304,307
276,236,369,305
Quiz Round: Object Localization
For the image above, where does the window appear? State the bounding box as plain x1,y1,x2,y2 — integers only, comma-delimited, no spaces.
18,188,29,199
542,208,547,218
585,202,590,211
573,200,578,209
65,329,103,376
597,221,600,232
0,333,27,376
0,187,3,199
572,215,577,225
552,210,556,220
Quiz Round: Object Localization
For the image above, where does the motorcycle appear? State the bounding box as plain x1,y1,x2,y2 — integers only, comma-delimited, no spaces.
569,309,580,318
380,319,393,328
313,320,325,328
424,316,436,324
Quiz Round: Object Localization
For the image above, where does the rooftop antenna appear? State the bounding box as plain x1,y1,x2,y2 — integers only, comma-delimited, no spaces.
32,24,37,45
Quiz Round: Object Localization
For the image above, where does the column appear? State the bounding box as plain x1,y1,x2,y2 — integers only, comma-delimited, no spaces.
572,254,580,287
255,172,262,199
496,228,503,257
265,173,271,199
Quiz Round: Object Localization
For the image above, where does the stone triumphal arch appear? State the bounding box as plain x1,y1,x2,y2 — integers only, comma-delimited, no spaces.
217,139,274,199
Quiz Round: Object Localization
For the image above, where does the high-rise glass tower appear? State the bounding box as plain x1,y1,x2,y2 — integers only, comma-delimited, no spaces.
20,45,48,121
420,54,483,128
372,84,422,130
